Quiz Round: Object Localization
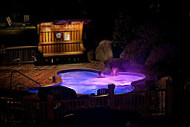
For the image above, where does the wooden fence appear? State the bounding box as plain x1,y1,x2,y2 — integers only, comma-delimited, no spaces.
0,82,172,126
39,31,81,43
40,42,83,56
5,46,37,64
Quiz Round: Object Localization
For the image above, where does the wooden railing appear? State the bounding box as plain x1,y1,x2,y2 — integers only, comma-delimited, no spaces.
55,89,167,117
39,31,81,43
40,41,83,56
5,46,37,64
112,89,167,116
0,82,172,125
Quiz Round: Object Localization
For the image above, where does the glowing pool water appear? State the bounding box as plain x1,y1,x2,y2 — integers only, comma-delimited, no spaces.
57,69,146,95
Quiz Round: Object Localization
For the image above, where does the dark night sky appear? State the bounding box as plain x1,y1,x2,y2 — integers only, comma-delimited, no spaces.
1,0,189,36
0,0,147,20
1,0,190,46
0,0,189,21
0,0,189,44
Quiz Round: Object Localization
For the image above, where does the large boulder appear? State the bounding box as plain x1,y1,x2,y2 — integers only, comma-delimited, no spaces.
120,40,151,64
145,44,178,66
87,49,95,62
95,40,113,62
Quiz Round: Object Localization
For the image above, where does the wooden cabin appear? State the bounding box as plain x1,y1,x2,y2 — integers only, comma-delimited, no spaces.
37,20,86,57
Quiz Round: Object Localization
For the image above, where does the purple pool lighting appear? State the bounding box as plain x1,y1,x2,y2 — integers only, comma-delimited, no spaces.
57,69,146,95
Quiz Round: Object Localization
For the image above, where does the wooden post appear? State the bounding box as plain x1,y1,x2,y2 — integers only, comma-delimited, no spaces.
47,94,54,120
52,73,56,83
108,84,115,109
166,78,172,116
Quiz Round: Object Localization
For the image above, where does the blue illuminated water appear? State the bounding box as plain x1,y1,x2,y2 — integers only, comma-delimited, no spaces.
57,69,146,95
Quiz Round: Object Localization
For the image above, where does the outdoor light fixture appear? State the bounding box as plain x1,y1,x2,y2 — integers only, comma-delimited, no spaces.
64,32,70,41
55,32,62,39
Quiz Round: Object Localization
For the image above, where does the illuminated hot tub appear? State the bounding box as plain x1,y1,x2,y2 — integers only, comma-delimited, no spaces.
57,69,146,95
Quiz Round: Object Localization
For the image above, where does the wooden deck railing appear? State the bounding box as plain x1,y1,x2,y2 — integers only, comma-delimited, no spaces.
0,81,172,125
5,46,37,64
40,41,83,56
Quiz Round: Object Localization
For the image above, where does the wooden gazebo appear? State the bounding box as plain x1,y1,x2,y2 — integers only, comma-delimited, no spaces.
37,20,87,57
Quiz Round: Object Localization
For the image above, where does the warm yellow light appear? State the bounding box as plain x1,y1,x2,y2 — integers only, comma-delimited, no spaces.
42,28,52,43
45,28,51,32
41,22,52,25
64,32,70,41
